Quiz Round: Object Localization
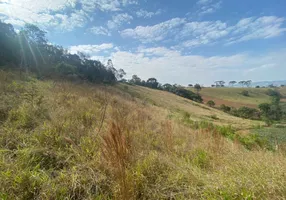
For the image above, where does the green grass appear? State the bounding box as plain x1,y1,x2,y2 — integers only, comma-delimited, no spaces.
253,127,286,146
190,87,272,105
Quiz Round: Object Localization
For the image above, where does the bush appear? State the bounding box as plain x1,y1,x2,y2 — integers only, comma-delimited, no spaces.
231,106,260,120
265,89,281,97
207,100,215,107
241,90,249,97
174,88,203,103
220,104,231,112
55,62,76,76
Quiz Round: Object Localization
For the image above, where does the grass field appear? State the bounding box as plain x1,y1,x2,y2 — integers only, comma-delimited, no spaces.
117,84,263,129
1,71,286,199
189,87,286,109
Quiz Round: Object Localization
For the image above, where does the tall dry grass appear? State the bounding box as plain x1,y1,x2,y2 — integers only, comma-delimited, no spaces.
0,71,286,199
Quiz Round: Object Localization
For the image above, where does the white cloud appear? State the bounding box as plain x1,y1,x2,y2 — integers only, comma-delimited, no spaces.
107,13,133,30
89,26,111,36
179,20,228,47
136,9,162,18
197,0,212,5
0,0,138,31
121,16,286,47
80,0,137,12
69,43,114,55
226,16,286,44
121,18,186,42
195,0,222,16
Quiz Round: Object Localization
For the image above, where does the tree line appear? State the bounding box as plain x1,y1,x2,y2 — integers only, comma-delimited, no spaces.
124,75,203,103
208,80,253,88
0,21,124,83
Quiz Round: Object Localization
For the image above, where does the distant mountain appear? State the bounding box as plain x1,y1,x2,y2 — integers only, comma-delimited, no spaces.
251,80,286,87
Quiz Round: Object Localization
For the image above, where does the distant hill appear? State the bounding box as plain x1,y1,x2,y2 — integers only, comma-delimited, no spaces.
252,80,286,87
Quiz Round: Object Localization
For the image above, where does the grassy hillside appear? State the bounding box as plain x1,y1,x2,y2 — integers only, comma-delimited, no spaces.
1,71,286,199
189,87,286,108
117,84,263,129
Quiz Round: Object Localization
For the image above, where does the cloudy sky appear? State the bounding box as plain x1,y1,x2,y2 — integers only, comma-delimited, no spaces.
0,0,286,85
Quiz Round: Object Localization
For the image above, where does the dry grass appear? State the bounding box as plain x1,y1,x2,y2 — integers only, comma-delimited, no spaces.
0,71,286,199
118,84,264,129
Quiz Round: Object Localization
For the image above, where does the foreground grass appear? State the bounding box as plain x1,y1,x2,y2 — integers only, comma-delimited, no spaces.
1,71,286,199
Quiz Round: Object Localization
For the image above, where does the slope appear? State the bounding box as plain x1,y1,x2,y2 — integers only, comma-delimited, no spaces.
189,87,286,108
117,84,263,129
1,71,285,199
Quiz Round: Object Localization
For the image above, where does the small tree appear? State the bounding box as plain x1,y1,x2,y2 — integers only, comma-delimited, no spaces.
194,84,202,93
188,84,193,87
245,80,252,87
207,100,215,107
215,81,225,87
220,104,231,112
229,81,237,87
239,81,246,87
146,78,159,89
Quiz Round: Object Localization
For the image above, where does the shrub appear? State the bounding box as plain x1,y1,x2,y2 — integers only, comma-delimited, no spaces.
241,90,249,96
265,89,281,97
259,102,283,123
255,86,260,88
220,104,231,112
231,106,260,120
207,100,215,107
55,62,76,76
174,88,203,103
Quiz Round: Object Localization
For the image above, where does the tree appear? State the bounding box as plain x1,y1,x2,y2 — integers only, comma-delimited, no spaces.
174,87,203,103
259,103,282,125
194,84,202,93
215,81,225,87
55,62,76,76
0,21,118,84
229,81,237,87
163,83,173,92
245,80,252,87
130,75,141,85
188,84,193,87
207,100,215,107
0,21,20,66
146,78,159,89
115,69,126,80
238,81,246,87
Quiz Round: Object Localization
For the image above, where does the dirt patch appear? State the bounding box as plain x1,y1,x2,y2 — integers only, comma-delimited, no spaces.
202,95,258,108
281,98,286,103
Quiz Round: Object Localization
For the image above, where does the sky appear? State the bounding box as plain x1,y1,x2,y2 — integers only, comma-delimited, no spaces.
0,0,286,86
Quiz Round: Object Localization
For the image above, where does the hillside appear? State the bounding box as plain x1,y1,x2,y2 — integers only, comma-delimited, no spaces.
1,71,286,199
189,87,286,108
117,84,263,129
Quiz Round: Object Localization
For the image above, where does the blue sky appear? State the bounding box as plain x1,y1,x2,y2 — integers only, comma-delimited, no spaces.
0,0,286,85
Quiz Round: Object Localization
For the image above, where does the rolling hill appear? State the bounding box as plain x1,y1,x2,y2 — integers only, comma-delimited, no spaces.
1,71,286,199
188,86,286,109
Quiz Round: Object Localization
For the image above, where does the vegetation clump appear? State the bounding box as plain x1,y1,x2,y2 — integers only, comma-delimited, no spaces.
207,100,215,107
